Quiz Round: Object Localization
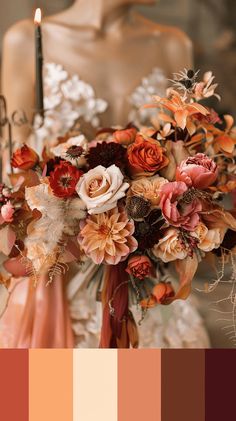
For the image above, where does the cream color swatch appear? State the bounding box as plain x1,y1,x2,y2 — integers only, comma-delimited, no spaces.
73,349,117,421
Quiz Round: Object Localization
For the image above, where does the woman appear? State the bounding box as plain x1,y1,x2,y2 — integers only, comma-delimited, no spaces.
0,0,209,348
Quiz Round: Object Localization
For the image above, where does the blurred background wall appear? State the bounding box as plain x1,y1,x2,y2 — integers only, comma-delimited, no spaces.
0,0,236,114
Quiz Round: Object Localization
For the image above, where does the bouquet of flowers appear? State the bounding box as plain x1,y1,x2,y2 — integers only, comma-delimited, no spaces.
1,69,236,348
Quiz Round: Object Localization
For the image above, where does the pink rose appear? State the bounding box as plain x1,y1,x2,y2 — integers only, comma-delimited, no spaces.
160,181,202,231
126,255,152,280
176,153,218,190
1,201,14,223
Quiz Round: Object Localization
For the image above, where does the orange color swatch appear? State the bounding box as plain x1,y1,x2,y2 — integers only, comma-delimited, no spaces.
29,349,73,421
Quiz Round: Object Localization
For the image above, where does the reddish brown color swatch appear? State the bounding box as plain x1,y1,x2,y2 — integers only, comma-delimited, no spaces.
118,349,161,421
162,349,205,421
0,349,29,421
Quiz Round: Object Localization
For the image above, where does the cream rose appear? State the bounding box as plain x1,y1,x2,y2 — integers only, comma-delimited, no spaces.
76,164,129,214
152,228,188,263
128,176,168,206
192,222,225,252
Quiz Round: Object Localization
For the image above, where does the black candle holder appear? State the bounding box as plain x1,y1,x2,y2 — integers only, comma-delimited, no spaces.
0,94,44,183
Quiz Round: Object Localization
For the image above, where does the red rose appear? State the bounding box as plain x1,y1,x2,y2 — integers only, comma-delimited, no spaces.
11,144,39,170
49,161,83,198
126,255,152,280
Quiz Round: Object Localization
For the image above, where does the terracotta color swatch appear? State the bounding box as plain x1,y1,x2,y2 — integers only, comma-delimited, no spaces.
118,349,161,421
205,349,235,420
29,349,73,421
162,349,205,421
0,349,28,421
73,349,117,421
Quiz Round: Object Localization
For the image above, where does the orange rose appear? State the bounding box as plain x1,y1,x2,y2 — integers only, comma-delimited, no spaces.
126,255,152,280
113,128,137,145
11,144,39,170
127,134,169,177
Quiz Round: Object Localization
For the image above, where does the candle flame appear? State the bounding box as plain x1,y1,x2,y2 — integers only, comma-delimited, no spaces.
34,8,42,24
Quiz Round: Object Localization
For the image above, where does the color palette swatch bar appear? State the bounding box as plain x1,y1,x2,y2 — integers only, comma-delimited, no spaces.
0,349,235,420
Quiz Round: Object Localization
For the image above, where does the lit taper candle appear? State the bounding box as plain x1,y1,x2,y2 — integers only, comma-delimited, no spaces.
34,8,44,118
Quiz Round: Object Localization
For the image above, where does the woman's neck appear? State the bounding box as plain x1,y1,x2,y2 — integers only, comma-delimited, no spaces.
55,0,133,33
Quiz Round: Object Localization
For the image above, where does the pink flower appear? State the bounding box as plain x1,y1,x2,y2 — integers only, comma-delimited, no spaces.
176,153,218,189
126,255,153,280
159,181,202,231
1,201,14,223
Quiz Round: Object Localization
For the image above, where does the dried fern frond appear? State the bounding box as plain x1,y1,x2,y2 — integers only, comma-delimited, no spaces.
204,250,236,346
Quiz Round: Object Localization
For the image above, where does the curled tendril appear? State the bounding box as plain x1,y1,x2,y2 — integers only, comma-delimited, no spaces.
0,94,45,132
11,109,28,127
0,95,8,127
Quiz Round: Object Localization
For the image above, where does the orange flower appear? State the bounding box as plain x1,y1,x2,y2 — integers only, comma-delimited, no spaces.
113,128,137,145
11,144,39,170
146,90,209,132
152,282,175,303
140,282,175,308
78,207,138,265
212,115,236,155
127,134,169,177
127,176,168,206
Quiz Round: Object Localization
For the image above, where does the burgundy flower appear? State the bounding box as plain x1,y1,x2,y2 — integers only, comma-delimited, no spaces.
160,181,202,231
134,209,164,250
87,141,126,170
45,157,65,176
194,108,222,125
176,153,218,190
49,161,83,198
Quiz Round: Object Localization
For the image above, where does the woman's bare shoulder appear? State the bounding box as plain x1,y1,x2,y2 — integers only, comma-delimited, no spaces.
134,13,192,48
3,19,34,51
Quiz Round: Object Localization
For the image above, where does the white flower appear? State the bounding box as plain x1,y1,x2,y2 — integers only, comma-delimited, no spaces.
51,134,88,167
44,63,68,91
61,75,94,101
76,165,129,214
152,228,188,263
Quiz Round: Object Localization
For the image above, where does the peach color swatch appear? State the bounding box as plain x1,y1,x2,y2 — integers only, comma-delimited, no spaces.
118,349,161,421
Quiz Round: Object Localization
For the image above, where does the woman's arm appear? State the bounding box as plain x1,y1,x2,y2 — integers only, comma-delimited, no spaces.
1,20,35,179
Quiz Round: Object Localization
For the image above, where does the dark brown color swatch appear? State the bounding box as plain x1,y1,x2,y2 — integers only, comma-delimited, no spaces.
162,349,205,421
205,349,236,421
